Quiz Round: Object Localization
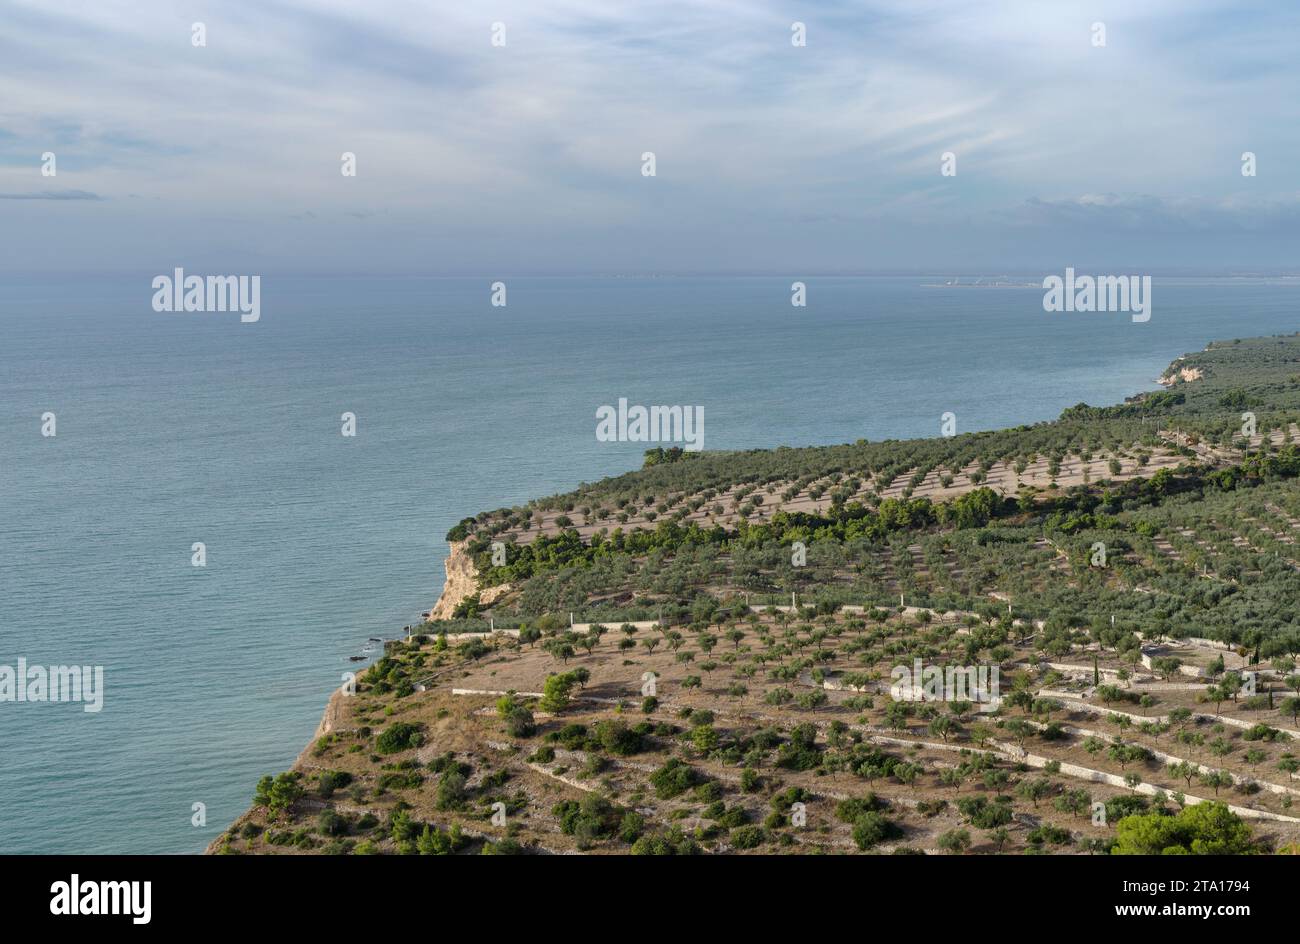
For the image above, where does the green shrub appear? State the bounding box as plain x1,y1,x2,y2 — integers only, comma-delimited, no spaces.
851,811,902,850
730,825,766,849
649,759,702,799
375,722,424,755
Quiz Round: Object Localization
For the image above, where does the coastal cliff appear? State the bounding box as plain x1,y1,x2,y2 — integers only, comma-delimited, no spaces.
1157,359,1206,385
427,540,511,620
428,540,477,620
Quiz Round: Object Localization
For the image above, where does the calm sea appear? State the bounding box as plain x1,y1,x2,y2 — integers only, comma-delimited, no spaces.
1,274,1296,853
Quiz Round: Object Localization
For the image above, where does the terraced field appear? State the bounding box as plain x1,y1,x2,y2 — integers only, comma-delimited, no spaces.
217,334,1300,855
212,606,1300,855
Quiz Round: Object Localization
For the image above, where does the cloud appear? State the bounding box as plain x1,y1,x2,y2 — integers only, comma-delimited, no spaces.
0,189,103,201
1010,193,1300,234
1,0,1299,271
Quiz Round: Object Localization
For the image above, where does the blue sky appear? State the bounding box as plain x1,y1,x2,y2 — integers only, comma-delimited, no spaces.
2,0,1300,274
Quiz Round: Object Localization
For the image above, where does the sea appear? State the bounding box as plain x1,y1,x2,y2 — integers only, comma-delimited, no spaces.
1,274,1297,853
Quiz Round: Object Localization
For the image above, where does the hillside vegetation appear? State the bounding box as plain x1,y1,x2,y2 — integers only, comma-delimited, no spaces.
214,333,1300,856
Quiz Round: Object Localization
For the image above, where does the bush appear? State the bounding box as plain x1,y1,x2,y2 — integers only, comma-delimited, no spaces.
851,811,902,850
956,796,1012,829
693,781,723,803
776,724,822,771
1243,723,1283,742
506,707,536,738
254,772,303,819
730,825,766,849
553,795,624,846
619,811,646,843
377,770,423,792
318,770,353,798
317,810,349,837
593,718,647,756
649,759,702,799
375,722,424,755
417,823,468,855
834,795,881,823
548,723,589,750
481,837,527,855
1027,824,1071,846
436,770,468,810
631,828,701,856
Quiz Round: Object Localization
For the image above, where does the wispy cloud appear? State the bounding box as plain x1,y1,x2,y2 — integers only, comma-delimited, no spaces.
1009,193,1300,234
0,0,1298,272
0,189,103,201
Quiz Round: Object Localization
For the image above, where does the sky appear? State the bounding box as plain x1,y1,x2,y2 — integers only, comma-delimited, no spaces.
2,0,1300,275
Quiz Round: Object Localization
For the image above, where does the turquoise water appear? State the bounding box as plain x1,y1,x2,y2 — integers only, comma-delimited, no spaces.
1,274,1297,853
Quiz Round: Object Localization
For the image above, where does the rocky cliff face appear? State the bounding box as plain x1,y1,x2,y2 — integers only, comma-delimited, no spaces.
429,540,477,620
1157,362,1205,385
427,540,512,620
